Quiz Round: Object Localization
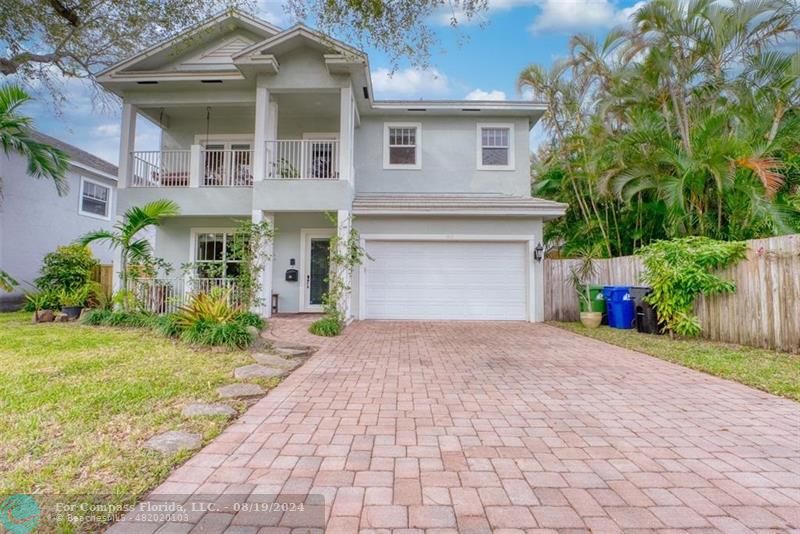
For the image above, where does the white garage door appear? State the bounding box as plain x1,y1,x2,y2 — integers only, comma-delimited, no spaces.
364,240,528,320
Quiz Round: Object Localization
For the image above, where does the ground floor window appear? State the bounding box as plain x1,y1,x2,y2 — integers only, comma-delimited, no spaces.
193,230,243,279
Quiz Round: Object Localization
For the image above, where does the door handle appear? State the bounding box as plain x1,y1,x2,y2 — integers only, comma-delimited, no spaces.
306,274,310,288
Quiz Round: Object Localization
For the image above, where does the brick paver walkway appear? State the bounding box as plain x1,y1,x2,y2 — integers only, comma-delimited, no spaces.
113,321,800,533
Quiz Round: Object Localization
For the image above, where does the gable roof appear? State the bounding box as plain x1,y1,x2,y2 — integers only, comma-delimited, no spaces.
30,131,118,178
97,9,280,80
233,24,366,61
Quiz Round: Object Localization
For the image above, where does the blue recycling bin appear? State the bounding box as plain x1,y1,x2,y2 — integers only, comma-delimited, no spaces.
603,286,636,329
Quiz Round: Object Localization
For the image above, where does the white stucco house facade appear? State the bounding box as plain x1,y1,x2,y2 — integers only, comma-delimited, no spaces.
98,9,566,322
0,131,118,310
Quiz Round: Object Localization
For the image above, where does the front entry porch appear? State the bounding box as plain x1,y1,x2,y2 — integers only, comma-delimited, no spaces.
132,211,350,318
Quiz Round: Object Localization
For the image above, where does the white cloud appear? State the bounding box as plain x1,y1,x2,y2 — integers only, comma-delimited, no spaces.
465,89,507,100
529,0,646,33
371,67,450,98
95,123,120,136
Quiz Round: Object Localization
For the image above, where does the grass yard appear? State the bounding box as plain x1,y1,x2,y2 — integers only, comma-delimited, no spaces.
0,311,279,531
552,321,800,402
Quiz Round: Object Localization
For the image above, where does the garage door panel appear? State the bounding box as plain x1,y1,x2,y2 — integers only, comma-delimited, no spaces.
364,240,528,321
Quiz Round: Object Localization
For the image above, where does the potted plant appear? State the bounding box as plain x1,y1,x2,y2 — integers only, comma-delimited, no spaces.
59,285,91,320
570,246,602,328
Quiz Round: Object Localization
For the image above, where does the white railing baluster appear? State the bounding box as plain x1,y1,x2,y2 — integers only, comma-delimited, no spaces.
130,150,191,187
264,139,340,180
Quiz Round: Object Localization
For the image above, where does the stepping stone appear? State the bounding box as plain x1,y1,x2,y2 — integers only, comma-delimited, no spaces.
272,347,311,358
252,352,301,370
144,431,201,455
182,402,237,418
234,364,287,380
217,383,265,399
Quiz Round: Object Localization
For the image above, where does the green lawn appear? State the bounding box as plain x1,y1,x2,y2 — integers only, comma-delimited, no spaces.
0,311,278,531
551,321,800,402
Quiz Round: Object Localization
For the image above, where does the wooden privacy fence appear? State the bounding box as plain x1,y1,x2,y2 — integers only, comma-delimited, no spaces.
544,234,800,353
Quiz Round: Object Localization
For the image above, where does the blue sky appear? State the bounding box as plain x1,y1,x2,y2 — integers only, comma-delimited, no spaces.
23,0,644,165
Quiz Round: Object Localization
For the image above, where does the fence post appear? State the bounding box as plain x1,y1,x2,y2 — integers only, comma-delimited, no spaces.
189,145,202,188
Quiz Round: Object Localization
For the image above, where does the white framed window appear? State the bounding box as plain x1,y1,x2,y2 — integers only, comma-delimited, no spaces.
78,177,112,220
383,122,422,169
190,228,243,280
477,123,515,171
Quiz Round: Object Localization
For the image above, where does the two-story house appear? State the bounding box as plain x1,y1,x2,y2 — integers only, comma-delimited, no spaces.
97,10,566,322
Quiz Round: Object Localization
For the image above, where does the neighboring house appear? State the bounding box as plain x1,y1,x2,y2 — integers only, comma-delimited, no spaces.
0,132,118,310
97,10,567,322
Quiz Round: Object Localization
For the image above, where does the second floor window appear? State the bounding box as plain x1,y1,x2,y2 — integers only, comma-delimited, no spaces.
384,123,421,169
79,177,111,219
478,124,515,171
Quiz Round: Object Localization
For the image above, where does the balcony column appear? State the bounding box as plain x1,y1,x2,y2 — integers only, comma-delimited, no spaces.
252,210,274,317
339,86,354,184
336,209,353,322
253,77,271,182
189,145,202,187
118,102,137,188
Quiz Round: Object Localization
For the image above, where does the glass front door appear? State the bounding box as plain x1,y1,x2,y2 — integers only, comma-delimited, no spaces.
308,238,330,307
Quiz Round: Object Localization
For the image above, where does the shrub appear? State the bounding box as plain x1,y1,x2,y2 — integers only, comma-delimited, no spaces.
638,237,747,336
81,308,113,325
24,289,61,311
309,316,342,337
150,313,182,338
175,288,239,327
35,244,98,293
179,318,253,349
81,310,154,328
234,311,265,330
58,284,92,308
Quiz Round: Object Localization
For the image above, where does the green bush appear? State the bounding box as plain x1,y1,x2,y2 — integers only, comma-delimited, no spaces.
179,319,253,348
234,311,265,330
81,310,154,328
308,316,342,337
81,309,113,325
24,290,61,312
638,236,747,336
35,244,98,293
150,313,182,338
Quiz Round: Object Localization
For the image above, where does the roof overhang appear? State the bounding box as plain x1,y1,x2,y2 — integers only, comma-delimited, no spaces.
352,194,568,220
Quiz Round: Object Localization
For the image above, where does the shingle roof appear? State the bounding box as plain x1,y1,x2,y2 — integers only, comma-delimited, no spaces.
29,130,118,178
352,193,568,218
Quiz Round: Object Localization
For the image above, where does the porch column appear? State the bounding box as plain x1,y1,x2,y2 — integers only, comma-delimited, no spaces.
252,209,274,317
336,209,353,322
253,78,271,182
339,86,354,184
118,102,137,188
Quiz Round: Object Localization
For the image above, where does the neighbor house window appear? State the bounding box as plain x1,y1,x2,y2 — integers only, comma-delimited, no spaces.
193,230,243,280
383,122,421,169
477,123,515,170
79,177,111,219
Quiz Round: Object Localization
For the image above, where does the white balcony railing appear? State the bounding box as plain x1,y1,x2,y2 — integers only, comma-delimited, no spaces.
128,140,340,187
130,277,244,314
131,150,191,187
265,139,339,180
130,147,253,188
201,148,253,187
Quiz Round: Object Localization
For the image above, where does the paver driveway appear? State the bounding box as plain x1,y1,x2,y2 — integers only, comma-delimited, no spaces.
115,321,800,533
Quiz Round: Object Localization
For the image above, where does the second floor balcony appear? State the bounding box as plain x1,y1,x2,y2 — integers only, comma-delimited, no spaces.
130,138,341,188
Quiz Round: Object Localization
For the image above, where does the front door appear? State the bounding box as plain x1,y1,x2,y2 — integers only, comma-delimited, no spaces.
302,230,334,312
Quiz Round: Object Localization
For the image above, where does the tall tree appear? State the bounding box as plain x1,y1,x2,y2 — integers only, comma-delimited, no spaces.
521,0,800,257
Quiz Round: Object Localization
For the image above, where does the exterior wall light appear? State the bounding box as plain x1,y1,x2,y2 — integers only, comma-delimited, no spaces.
533,242,544,262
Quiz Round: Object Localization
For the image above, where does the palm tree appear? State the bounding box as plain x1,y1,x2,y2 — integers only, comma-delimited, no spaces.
0,84,70,292
79,200,180,297
0,85,70,195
